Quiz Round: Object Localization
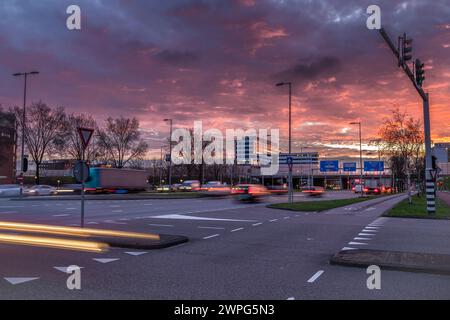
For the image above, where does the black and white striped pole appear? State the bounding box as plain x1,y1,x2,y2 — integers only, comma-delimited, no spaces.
423,94,435,214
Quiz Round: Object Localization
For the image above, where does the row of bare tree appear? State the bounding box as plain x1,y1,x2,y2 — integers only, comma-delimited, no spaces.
4,102,148,183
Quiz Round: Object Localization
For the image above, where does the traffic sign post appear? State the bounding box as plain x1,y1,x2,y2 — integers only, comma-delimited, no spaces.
76,127,94,228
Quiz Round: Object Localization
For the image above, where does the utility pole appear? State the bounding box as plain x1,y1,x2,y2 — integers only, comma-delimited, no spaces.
378,28,435,214
164,119,173,192
12,71,39,198
276,82,293,204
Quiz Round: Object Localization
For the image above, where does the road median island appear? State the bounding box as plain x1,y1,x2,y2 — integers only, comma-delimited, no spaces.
0,221,188,251
330,249,450,276
267,195,388,212
384,195,450,219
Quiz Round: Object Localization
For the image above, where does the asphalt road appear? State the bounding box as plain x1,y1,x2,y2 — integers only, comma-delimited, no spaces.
0,191,449,299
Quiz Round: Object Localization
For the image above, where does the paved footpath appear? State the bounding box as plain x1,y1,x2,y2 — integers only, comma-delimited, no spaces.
439,191,450,206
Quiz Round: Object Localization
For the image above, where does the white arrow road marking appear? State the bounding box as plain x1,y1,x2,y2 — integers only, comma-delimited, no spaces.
54,266,84,273
4,277,39,285
307,270,324,283
124,251,147,256
93,258,119,264
151,214,256,222
348,242,368,245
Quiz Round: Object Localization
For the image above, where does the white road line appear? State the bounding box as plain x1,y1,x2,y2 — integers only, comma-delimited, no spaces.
348,241,368,245
203,234,220,240
197,226,225,230
307,270,324,283
0,211,17,214
359,233,374,236
112,210,123,213
53,214,70,217
110,205,121,208
66,208,77,210
148,224,173,227
365,226,379,229
354,237,371,241
269,219,278,222
287,297,295,300
362,229,377,233
341,247,357,251
231,228,244,232
283,216,290,219
252,222,263,226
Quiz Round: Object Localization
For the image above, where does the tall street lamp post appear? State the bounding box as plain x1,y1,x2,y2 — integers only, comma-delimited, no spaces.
276,82,293,204
164,119,173,192
13,71,39,197
350,122,364,197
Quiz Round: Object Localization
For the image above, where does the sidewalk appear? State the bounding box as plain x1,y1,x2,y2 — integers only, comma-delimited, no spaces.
331,203,450,275
439,191,450,206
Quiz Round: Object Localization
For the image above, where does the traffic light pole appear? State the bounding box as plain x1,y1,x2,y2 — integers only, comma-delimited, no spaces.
379,28,435,214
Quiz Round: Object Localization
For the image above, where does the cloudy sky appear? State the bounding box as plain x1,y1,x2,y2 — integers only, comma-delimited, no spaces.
0,0,449,159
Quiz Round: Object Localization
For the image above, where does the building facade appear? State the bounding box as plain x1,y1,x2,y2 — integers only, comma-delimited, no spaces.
0,111,16,184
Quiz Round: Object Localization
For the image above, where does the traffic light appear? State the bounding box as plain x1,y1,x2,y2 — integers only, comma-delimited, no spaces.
432,155,437,170
22,156,28,173
415,58,425,87
402,36,413,63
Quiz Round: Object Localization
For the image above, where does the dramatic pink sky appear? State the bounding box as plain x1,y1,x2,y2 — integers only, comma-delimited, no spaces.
1,0,449,159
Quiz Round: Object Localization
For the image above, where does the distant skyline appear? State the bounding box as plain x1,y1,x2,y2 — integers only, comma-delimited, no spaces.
1,0,449,159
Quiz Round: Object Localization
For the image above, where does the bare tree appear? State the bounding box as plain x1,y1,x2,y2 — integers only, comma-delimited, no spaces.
59,113,100,162
97,116,148,168
14,102,66,184
378,108,424,202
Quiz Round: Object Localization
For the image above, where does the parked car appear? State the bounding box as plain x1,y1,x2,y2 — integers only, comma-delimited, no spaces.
156,185,177,192
231,184,270,202
178,180,201,192
25,185,57,196
0,184,21,197
302,186,325,197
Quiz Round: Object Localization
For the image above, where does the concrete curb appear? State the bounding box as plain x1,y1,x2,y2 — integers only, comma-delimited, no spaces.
330,249,450,276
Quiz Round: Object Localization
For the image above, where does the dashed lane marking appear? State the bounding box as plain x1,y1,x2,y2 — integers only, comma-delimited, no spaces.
252,222,263,226
307,270,324,283
269,219,278,222
348,241,368,246
231,228,244,232
198,226,225,230
203,234,220,240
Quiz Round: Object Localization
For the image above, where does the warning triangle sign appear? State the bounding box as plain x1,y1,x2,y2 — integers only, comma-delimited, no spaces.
77,127,94,149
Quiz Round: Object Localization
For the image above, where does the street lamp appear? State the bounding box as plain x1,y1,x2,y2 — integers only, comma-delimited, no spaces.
13,71,39,197
350,121,364,197
163,119,173,192
276,82,293,203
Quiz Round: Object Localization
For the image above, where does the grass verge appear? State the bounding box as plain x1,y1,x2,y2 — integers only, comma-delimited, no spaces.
384,196,450,219
268,196,379,212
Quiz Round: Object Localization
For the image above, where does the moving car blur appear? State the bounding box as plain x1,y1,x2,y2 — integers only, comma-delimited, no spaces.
0,184,21,197
301,186,325,197
231,184,270,202
178,180,201,192
24,185,57,196
200,181,231,195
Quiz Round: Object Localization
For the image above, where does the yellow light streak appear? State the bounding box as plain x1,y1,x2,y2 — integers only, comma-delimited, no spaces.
0,221,160,241
0,233,108,252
